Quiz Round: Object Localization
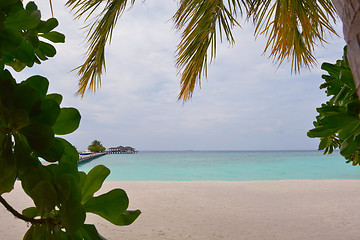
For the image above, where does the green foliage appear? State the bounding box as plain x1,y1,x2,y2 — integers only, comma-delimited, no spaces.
88,140,106,152
0,0,64,71
308,46,360,165
0,1,140,239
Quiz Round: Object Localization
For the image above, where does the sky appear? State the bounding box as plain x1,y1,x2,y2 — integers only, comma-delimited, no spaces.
15,1,347,151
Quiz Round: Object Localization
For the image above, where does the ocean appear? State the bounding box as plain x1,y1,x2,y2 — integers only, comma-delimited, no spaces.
78,151,360,181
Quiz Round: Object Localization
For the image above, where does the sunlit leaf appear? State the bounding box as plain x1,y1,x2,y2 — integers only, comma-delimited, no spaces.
84,189,140,225
81,165,110,204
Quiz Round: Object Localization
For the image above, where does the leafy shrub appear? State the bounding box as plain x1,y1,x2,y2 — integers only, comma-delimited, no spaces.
0,1,140,239
308,46,360,165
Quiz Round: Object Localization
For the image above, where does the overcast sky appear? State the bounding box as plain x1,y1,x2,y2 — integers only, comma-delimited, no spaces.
16,1,346,151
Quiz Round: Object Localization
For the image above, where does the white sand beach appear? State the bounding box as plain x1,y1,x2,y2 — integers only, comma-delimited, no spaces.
1,180,360,240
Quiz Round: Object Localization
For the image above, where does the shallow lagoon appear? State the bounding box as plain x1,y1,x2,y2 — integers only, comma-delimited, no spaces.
78,151,360,181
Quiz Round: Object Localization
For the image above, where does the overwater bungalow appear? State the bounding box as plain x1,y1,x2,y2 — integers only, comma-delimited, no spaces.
107,146,137,154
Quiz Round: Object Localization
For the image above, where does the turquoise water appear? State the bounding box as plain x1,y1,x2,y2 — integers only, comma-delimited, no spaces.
78,151,360,181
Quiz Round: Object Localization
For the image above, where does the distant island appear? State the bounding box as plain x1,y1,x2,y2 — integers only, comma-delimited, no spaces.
107,146,138,154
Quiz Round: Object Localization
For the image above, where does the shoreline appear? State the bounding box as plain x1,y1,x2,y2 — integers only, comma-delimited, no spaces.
1,180,360,239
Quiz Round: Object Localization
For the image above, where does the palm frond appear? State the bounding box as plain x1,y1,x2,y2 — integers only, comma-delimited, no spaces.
174,0,247,102
248,0,338,73
66,0,135,96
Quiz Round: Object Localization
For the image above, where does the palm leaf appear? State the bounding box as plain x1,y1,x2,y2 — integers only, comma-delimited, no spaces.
174,0,246,101
66,0,136,96
248,0,338,73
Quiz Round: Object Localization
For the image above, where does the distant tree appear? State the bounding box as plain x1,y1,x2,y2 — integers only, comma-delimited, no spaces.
91,140,101,146
88,140,106,152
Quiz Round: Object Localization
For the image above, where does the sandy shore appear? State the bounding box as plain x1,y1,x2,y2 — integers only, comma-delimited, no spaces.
1,180,360,240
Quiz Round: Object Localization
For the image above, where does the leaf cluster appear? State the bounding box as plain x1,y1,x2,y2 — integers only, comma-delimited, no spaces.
307,46,360,166
0,0,65,72
0,1,140,239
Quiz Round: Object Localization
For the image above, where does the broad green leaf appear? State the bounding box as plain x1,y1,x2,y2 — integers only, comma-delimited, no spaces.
0,0,18,9
5,8,41,30
30,180,57,215
346,100,360,117
52,108,81,135
25,1,38,11
60,200,86,233
32,224,47,240
6,59,26,72
46,163,79,189
316,105,344,116
84,189,140,226
53,230,69,240
340,137,358,159
321,114,359,129
318,137,331,151
67,230,83,240
0,29,22,51
37,137,64,162
20,122,54,152
307,126,339,138
321,62,341,78
352,152,359,166
0,70,16,98
14,84,41,113
0,157,17,194
115,210,141,226
31,99,60,126
339,70,355,89
38,41,56,57
338,122,360,140
57,138,79,170
81,165,110,204
20,165,52,196
22,207,40,218
37,18,58,33
79,224,106,240
27,33,40,48
0,134,17,194
34,47,48,61
40,31,65,43
23,75,49,97
78,171,86,190
12,39,35,65
45,93,62,105
13,134,40,177
54,173,81,202
23,226,35,240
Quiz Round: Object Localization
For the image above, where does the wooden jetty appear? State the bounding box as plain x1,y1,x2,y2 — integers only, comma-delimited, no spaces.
42,147,137,166
78,152,106,163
